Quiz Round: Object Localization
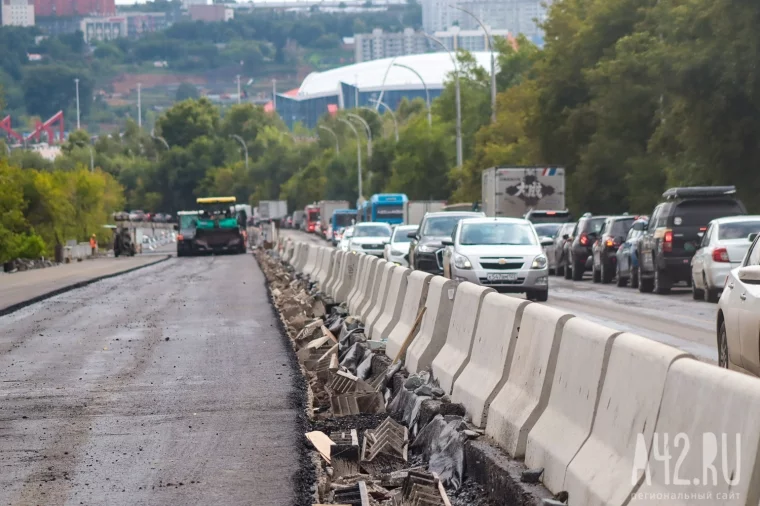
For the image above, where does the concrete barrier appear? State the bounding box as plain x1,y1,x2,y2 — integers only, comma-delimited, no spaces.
404,276,457,374
485,304,574,458
523,318,621,494
317,249,335,287
335,252,359,303
631,359,760,504
289,243,302,268
357,259,387,323
347,254,369,313
562,333,690,506
309,247,325,278
385,270,433,360
450,293,529,427
302,245,317,274
430,282,494,394
367,266,411,341
294,243,307,271
351,256,379,316
325,251,344,297
363,262,397,328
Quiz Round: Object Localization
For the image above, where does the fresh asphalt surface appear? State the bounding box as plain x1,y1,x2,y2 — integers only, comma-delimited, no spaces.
0,253,300,505
284,229,718,363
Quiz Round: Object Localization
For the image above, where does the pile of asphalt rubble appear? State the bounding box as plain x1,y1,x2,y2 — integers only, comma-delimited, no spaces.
255,247,506,506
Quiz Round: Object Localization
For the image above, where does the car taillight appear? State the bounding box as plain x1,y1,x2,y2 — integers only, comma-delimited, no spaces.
712,247,730,263
580,233,589,246
177,234,184,241
663,229,673,253
605,238,616,248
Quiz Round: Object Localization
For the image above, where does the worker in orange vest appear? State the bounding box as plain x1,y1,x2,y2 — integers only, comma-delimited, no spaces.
90,234,97,256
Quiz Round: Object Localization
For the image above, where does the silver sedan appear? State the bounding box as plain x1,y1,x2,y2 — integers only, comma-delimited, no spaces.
441,217,550,301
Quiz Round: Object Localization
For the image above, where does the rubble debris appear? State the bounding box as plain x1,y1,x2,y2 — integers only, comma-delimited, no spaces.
306,431,335,463
331,429,360,479
330,391,385,417
315,345,340,382
398,470,449,506
332,481,370,506
327,371,376,395
360,417,409,475
412,415,467,490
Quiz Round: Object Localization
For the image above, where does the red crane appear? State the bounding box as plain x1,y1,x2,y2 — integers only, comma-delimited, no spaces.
25,111,65,145
0,116,24,144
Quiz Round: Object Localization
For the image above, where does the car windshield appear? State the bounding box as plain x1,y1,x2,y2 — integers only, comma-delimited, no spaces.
179,214,198,229
583,217,607,234
334,213,354,227
459,222,538,246
393,228,416,244
533,223,562,238
719,221,760,240
354,225,391,238
422,216,468,237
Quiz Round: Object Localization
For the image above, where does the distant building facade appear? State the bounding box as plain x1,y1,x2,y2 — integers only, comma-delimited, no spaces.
188,4,233,22
34,0,115,17
354,28,427,63
182,0,209,8
125,12,167,38
422,0,551,40
2,0,35,26
80,15,126,43
433,26,511,52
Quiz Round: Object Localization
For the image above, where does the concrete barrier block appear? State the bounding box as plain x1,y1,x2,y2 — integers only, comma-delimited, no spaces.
485,304,574,459
293,243,306,270
354,257,380,318
363,262,397,328
357,259,386,322
319,249,336,287
524,318,620,494
386,270,433,360
404,276,457,374
310,247,325,278
430,282,494,395
302,245,317,275
450,293,529,428
346,254,367,312
326,251,344,297
368,266,412,341
630,359,760,505
335,252,359,303
350,256,377,316
563,333,690,506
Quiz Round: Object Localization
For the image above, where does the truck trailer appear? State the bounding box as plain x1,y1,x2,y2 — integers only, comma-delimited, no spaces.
404,200,447,226
318,200,350,238
481,167,566,218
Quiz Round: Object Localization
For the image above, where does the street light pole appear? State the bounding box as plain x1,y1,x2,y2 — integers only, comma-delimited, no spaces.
393,63,432,127
339,118,362,203
74,78,81,130
423,32,462,167
137,82,142,128
229,134,248,170
347,113,372,158
318,125,340,154
369,99,399,142
88,146,94,172
236,75,241,104
452,5,497,123
376,56,398,112
272,79,277,111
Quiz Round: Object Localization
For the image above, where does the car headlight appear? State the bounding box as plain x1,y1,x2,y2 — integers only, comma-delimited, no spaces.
453,252,472,269
531,255,548,269
418,244,438,253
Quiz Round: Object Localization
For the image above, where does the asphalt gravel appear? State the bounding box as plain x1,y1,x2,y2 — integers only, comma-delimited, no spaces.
0,254,304,505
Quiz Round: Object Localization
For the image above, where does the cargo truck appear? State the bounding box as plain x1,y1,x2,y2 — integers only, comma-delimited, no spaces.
318,200,350,239
404,200,447,226
481,167,566,218
258,200,288,222
330,209,356,245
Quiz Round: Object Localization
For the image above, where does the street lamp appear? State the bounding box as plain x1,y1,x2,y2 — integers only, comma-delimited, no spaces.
423,32,462,167
392,62,432,127
339,118,363,203
369,99,399,142
137,82,142,128
74,78,81,130
88,146,94,172
376,56,398,112
452,4,497,123
347,113,372,158
229,134,248,170
318,125,340,154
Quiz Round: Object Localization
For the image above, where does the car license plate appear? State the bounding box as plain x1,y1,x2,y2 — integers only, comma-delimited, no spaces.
486,273,517,282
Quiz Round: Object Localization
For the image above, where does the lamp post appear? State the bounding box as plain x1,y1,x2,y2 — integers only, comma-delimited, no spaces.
423,32,462,167
452,4,496,123
347,113,372,158
229,134,248,170
318,125,340,154
376,55,398,111
74,78,81,130
392,62,432,127
339,118,362,202
369,99,399,142
88,146,94,172
137,82,142,128
236,75,241,105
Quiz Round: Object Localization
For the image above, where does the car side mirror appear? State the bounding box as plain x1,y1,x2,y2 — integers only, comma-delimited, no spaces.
442,239,454,247
562,234,569,240
738,265,760,284
750,233,757,243
407,232,418,240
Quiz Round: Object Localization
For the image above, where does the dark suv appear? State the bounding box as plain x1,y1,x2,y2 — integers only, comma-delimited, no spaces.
407,211,484,273
563,214,609,281
591,215,636,284
638,186,746,294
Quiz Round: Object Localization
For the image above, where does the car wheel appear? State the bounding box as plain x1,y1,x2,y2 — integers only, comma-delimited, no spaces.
704,275,720,303
556,260,565,277
572,256,584,281
718,322,730,369
528,290,549,302
653,267,671,294
616,264,628,287
592,260,601,283
563,257,572,279
691,274,704,300
638,265,654,293
601,259,613,284
630,264,639,289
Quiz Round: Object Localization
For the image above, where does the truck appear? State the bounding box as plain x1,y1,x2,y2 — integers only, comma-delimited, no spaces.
368,194,408,225
303,205,320,233
318,200,350,238
481,167,566,218
180,197,248,255
292,210,305,230
404,200,447,226
258,200,288,222
330,209,357,245
176,210,200,257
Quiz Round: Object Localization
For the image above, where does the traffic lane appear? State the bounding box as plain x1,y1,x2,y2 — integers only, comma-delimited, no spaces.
545,274,717,363
281,228,327,245
0,254,300,505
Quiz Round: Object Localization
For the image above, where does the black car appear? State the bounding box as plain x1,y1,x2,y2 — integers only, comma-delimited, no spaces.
407,211,485,274
563,214,609,281
591,215,636,284
638,186,746,294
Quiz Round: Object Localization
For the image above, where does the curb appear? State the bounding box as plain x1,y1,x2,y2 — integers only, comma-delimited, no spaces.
0,255,172,318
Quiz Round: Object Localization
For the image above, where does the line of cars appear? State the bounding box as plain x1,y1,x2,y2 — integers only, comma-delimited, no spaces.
113,210,174,223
